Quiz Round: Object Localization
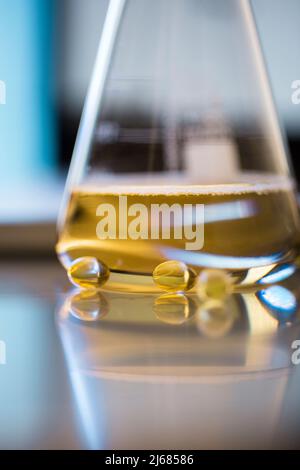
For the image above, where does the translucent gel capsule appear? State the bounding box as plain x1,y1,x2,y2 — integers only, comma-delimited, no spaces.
67,256,110,289
153,260,197,292
196,299,237,338
69,291,109,322
197,269,232,301
153,293,196,325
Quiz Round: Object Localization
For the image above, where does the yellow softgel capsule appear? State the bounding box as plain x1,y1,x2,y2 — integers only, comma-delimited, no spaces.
67,256,110,289
153,260,196,292
153,293,196,325
69,290,108,322
197,269,232,301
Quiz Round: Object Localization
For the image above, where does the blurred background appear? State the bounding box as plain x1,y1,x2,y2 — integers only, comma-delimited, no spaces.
0,0,300,253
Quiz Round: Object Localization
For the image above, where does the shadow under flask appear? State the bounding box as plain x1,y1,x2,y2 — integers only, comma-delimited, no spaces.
56,0,300,292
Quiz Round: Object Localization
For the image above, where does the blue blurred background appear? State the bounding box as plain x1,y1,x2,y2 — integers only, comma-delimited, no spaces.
0,0,300,232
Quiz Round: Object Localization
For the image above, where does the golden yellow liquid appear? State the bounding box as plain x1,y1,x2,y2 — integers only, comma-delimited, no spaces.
57,175,299,291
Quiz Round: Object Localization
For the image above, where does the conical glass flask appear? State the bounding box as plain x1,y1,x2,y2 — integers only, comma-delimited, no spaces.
57,0,300,292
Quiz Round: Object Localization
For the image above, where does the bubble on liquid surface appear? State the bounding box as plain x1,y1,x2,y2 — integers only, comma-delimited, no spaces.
153,260,197,292
68,257,110,289
196,299,237,338
153,293,196,325
197,269,232,301
69,291,109,322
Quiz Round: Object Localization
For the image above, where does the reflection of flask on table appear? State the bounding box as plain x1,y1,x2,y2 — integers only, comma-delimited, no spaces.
57,285,300,449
